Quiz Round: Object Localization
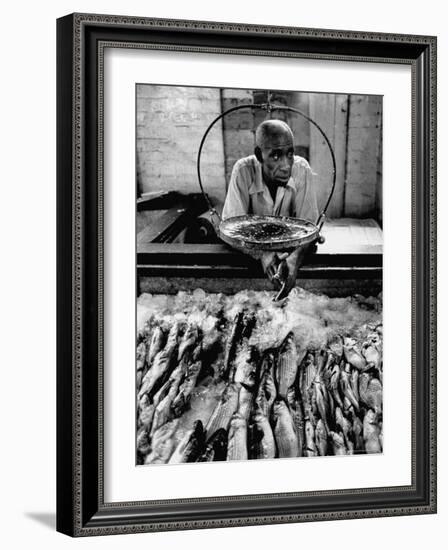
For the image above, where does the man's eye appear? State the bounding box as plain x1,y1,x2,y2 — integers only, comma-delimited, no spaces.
272,153,280,161
287,151,294,159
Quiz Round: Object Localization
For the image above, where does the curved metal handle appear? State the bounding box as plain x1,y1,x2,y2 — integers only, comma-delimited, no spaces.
196,102,337,228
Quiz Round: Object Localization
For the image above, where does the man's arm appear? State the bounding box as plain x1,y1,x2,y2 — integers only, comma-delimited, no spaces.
293,159,320,224
221,160,250,221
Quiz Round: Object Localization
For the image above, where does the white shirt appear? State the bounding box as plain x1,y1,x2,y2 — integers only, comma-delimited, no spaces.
221,154,319,223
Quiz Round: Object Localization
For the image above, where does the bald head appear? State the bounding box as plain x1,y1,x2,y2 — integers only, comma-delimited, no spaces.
254,120,295,187
255,119,294,150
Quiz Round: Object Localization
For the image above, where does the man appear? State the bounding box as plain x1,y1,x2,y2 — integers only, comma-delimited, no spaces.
222,119,319,298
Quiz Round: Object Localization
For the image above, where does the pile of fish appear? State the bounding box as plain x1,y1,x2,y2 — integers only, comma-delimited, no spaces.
136,290,383,465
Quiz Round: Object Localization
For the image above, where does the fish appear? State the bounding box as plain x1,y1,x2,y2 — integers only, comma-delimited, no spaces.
241,311,256,340
271,399,299,458
136,341,146,373
327,334,344,360
362,342,381,370
205,382,240,436
222,311,245,379
249,409,276,459
178,323,199,361
171,358,202,417
276,332,299,399
350,368,360,402
255,355,277,418
144,419,179,464
335,407,354,454
343,340,367,370
233,344,258,389
339,368,360,411
329,431,347,455
315,419,328,456
238,384,255,421
145,325,165,373
363,409,382,453
197,428,228,461
168,420,205,463
359,372,383,413
352,414,364,452
304,419,318,457
300,351,317,396
136,425,151,457
314,378,330,430
150,359,188,435
138,394,155,430
329,362,344,409
137,323,180,400
227,413,248,461
286,387,305,457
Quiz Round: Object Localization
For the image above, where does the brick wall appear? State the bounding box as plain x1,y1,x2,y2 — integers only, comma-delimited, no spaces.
136,85,226,204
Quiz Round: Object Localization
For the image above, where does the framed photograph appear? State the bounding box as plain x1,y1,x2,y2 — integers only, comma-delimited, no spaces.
56,13,437,536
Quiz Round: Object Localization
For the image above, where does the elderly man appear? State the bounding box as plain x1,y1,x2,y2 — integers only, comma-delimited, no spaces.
222,119,319,297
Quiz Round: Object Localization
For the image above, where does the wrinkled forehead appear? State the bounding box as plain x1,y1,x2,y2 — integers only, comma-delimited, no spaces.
260,131,294,151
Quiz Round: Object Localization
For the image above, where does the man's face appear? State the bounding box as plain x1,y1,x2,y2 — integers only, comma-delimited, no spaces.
259,132,294,186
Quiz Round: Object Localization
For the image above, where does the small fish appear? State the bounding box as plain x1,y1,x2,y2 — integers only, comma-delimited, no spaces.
315,419,328,456
233,344,258,389
136,425,151,457
339,369,360,411
271,399,299,458
249,409,276,459
359,372,383,413
286,387,305,457
276,332,299,399
350,369,360,402
227,413,248,461
329,363,344,409
168,420,205,464
150,360,187,435
352,414,364,452
222,311,245,379
144,419,179,464
304,419,318,457
137,323,180,400
136,341,146,373
363,409,382,453
314,378,330,430
197,428,228,461
256,355,277,418
343,341,367,371
145,325,165,373
171,358,202,417
328,334,344,360
205,383,240,436
362,342,381,370
238,384,254,421
138,394,155,430
335,407,354,454
178,323,199,361
329,431,347,455
300,351,317,396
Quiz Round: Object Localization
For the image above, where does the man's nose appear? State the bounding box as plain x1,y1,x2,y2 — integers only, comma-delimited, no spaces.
279,156,291,172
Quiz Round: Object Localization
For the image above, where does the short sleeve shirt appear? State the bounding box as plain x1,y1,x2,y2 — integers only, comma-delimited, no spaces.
221,154,319,223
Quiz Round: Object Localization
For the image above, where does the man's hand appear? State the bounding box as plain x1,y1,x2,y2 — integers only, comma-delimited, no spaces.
261,252,281,289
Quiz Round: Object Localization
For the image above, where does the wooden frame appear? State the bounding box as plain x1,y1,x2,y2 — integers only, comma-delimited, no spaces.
56,13,437,536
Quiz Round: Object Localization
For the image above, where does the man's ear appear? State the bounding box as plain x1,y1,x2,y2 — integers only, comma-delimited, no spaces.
254,146,263,163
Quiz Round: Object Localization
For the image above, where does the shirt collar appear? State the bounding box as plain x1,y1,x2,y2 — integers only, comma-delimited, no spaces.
248,156,294,194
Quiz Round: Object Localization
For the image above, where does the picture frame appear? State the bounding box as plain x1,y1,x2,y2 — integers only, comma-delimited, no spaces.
56,12,437,536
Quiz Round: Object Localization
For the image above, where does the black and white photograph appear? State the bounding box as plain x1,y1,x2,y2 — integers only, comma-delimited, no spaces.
135,84,383,465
